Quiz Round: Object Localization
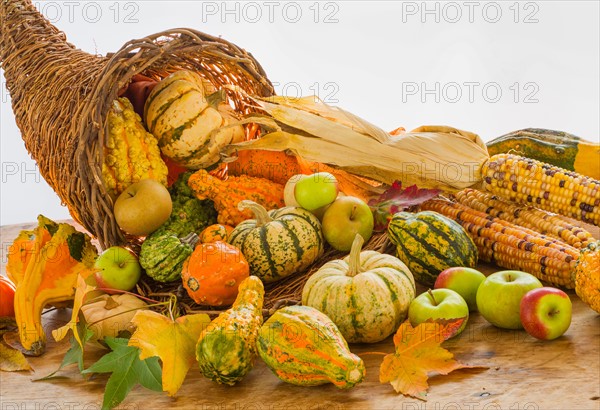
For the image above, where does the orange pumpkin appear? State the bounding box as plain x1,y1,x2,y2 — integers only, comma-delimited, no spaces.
200,224,234,243
181,241,250,306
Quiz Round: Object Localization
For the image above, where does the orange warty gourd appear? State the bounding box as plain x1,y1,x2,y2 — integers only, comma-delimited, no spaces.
200,224,234,243
181,241,250,306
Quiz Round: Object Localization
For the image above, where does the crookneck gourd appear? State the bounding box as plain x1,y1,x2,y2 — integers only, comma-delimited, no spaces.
228,200,324,283
6,216,97,355
257,305,365,389
302,234,416,343
196,276,264,385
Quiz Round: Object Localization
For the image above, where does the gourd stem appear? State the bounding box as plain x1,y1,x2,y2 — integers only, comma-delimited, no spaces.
238,200,272,227
181,232,200,249
347,234,364,277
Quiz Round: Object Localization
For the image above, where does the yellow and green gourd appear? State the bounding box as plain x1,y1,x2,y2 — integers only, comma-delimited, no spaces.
302,234,416,343
228,200,324,283
195,276,264,385
486,128,600,180
143,70,245,169
387,211,478,287
257,305,365,389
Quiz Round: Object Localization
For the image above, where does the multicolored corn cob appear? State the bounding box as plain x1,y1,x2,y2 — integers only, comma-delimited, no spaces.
455,188,595,248
421,198,579,288
481,154,600,226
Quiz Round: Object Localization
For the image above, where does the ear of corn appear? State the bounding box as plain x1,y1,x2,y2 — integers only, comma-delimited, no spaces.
482,154,600,226
455,189,595,248
420,198,580,288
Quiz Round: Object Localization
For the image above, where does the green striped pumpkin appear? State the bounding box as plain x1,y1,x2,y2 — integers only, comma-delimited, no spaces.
257,305,365,389
143,70,244,169
387,211,478,287
302,235,416,343
228,200,324,283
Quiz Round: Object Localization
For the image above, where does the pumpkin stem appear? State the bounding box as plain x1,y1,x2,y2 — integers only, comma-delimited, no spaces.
104,296,120,310
347,234,365,277
238,200,273,227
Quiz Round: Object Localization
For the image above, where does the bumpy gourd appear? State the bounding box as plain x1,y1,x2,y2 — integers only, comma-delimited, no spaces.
144,70,245,169
102,97,168,197
188,170,285,227
574,241,600,313
200,224,234,243
181,241,250,306
228,201,324,283
139,232,199,283
387,211,478,287
302,234,416,343
6,216,97,355
257,305,365,389
195,276,264,385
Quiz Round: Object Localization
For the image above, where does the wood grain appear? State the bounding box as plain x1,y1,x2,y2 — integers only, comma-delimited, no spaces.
1,221,599,410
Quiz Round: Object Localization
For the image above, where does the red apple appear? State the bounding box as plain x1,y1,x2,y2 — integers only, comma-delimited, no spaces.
520,287,572,340
434,267,486,312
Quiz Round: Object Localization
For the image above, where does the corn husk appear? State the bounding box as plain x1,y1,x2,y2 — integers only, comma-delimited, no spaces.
223,92,490,192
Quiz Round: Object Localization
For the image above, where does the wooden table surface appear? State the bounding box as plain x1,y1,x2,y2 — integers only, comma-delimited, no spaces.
1,221,599,410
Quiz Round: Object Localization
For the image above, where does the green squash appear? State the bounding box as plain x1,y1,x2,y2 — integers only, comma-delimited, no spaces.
387,211,478,287
139,232,199,282
196,276,264,385
228,200,324,283
302,234,416,343
257,305,365,389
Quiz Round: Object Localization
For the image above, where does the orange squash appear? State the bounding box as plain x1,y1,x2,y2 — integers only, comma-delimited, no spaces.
200,224,234,243
181,241,250,306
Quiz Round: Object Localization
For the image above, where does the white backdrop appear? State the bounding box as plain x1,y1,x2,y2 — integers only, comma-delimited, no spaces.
1,1,599,225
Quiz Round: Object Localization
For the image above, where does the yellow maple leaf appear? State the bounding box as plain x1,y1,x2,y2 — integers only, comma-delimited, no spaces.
129,310,211,396
379,319,485,400
52,274,97,346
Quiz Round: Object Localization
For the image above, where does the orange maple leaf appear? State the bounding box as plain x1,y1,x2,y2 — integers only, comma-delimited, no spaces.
379,319,485,400
129,310,211,396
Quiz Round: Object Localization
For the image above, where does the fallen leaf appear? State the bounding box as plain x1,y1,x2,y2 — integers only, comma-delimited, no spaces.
52,273,97,347
0,342,32,372
379,319,486,400
82,337,162,410
368,182,440,231
128,310,211,396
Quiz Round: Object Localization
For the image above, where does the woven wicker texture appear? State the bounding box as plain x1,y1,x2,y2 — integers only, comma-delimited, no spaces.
0,0,274,249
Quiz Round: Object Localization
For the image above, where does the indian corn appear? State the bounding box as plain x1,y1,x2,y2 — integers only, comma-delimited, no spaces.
481,154,600,226
455,188,595,248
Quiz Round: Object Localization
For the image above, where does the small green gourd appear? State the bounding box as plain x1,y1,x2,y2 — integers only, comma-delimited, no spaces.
195,276,264,385
139,232,199,282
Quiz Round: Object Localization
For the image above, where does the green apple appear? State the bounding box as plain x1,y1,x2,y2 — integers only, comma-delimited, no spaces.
520,287,572,340
408,289,469,338
321,196,374,251
114,179,172,236
294,172,339,211
434,267,486,312
476,270,543,329
284,174,308,207
94,246,142,293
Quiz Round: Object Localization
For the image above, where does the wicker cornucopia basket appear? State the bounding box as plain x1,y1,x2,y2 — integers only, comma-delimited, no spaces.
0,0,274,250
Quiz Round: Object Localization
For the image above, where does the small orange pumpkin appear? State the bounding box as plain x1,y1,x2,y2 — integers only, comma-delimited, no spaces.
181,241,250,306
200,224,235,243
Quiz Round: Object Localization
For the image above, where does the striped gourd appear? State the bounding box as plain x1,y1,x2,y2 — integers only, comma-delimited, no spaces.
144,70,245,169
387,211,478,287
420,199,581,288
196,276,264,385
302,234,416,343
139,232,199,283
228,200,324,283
257,305,365,389
482,154,600,226
486,128,600,180
455,189,595,249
